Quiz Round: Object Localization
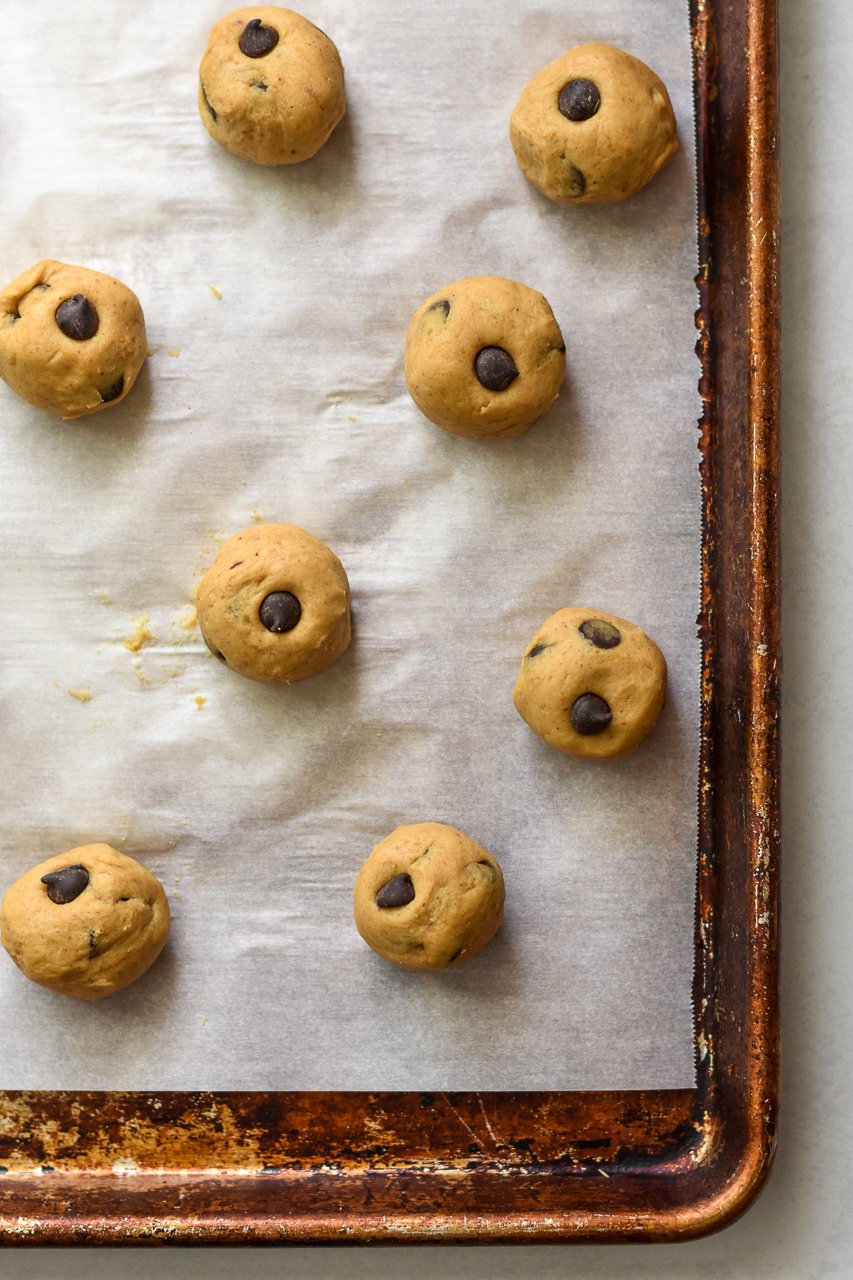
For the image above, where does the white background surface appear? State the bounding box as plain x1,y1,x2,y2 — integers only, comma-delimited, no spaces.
0,0,698,1093
5,0,853,1274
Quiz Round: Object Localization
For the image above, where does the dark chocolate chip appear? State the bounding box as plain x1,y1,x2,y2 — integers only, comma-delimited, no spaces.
200,81,217,121
251,81,268,90
41,864,90,905
375,872,416,909
447,946,466,963
239,17,279,57
259,591,302,633
201,631,227,663
569,164,587,197
99,375,124,403
474,346,519,392
570,692,613,736
88,928,99,958
427,299,451,319
558,78,601,122
55,294,99,341
579,619,622,650
527,642,552,659
557,343,567,354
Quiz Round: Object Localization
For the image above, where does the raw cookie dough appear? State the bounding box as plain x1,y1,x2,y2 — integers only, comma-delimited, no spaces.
198,6,346,165
510,43,678,205
513,606,667,758
404,276,566,439
0,844,170,1001
353,822,505,970
196,522,351,684
0,260,147,419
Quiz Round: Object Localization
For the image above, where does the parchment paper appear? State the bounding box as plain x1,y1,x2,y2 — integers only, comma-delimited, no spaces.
0,0,699,1090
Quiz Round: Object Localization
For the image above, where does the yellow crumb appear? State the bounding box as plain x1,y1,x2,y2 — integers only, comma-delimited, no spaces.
91,722,101,731
167,348,181,358
167,667,181,679
67,688,94,703
147,344,162,357
194,695,207,710
402,476,410,485
250,508,264,523
98,589,111,606
131,659,147,685
181,606,198,630
209,285,222,299
123,617,154,652
347,413,357,422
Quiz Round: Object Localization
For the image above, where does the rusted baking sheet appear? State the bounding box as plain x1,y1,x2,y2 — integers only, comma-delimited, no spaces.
0,0,779,1245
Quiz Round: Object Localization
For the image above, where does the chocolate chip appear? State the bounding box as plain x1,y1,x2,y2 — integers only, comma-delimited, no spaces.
201,631,227,663
41,864,90,905
375,872,415,908
251,81,268,91
579,619,622,650
447,946,466,963
570,693,612,736
474,346,519,392
239,17,279,57
558,78,601,122
259,591,302,633
200,82,217,122
527,642,551,659
99,375,124,403
55,294,99,341
569,164,587,197
427,299,450,319
88,928,99,958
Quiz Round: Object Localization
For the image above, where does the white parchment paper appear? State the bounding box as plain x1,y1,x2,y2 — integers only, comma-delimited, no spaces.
0,0,699,1090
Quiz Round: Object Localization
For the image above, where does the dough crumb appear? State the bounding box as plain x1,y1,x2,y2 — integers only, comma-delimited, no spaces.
347,413,357,422
147,344,163,357
131,659,147,685
249,508,264,523
209,285,222,300
98,589,112,606
194,695,207,711
67,688,94,703
167,348,181,358
181,606,198,630
123,617,154,652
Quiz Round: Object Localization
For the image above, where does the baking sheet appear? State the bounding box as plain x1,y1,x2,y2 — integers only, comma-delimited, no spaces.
0,0,699,1091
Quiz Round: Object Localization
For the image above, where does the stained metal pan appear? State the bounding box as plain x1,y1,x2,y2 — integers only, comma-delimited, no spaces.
0,0,779,1244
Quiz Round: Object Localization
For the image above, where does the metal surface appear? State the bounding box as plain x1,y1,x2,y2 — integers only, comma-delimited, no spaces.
0,0,780,1244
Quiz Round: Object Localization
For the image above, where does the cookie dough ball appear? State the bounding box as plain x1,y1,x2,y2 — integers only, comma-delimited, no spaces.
513,607,667,758
197,522,351,684
404,276,566,439
198,7,346,165
354,822,505,970
0,844,170,1001
0,260,147,419
510,44,677,205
